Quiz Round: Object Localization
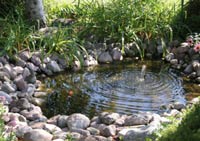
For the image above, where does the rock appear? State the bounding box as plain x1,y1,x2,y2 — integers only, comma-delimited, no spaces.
43,57,51,63
84,55,98,67
171,46,188,60
165,109,181,117
3,64,17,80
53,139,64,141
39,27,58,37
188,72,197,79
87,127,100,135
15,57,26,67
184,64,193,74
29,121,45,129
57,57,68,69
20,106,45,121
1,82,16,93
123,128,148,141
57,115,68,128
192,60,200,71
172,101,186,110
52,18,74,26
40,63,53,75
71,132,83,140
180,42,189,48
191,54,200,60
47,61,61,73
124,114,152,126
17,92,28,98
98,52,113,63
10,107,20,113
33,92,48,97
2,112,27,123
165,53,174,62
170,59,178,65
82,135,107,141
26,74,37,84
16,98,31,110
100,112,120,125
7,120,28,128
21,110,47,122
47,115,60,125
188,48,196,58
0,91,12,104
22,67,31,79
67,113,90,130
53,131,69,140
111,48,123,61
0,56,9,64
71,128,90,136
15,125,33,138
26,62,39,72
18,50,31,61
190,97,200,104
145,115,161,135
73,60,81,71
44,123,62,134
0,71,10,81
196,77,200,83
23,129,53,141
115,115,127,126
13,66,24,74
31,97,46,106
169,40,180,48
90,121,100,129
31,55,41,66
14,75,28,92
27,84,36,96
100,125,116,137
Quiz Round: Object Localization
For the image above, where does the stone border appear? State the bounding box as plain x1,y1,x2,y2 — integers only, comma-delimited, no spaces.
0,40,199,141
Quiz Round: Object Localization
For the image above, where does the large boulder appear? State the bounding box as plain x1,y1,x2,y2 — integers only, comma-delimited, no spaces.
124,114,152,126
47,61,61,73
23,129,53,141
100,112,120,125
98,51,113,63
67,113,90,130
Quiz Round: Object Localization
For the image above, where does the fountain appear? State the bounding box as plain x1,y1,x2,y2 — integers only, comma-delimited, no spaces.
42,60,185,118
138,64,146,81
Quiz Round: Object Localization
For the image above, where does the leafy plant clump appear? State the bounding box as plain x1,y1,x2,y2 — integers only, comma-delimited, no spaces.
155,99,200,141
66,0,179,43
0,103,16,141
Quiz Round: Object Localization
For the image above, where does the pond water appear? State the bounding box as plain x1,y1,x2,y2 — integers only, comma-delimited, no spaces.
41,60,185,118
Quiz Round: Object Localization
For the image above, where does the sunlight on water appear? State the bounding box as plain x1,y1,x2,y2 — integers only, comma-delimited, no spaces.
42,60,185,118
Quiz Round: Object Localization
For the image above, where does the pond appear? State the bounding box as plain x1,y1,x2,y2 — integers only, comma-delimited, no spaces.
41,60,186,118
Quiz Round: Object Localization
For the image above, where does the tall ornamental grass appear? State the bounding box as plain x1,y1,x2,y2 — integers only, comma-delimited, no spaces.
53,0,181,43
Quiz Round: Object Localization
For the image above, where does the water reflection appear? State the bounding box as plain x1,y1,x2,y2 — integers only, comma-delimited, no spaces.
42,60,185,118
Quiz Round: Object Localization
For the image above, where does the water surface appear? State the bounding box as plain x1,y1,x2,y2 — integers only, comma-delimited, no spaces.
42,60,185,118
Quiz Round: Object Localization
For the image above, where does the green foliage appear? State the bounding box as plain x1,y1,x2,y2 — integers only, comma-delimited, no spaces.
0,0,24,18
0,104,16,141
155,98,200,141
0,0,86,65
45,0,181,58
31,27,87,64
0,3,35,56
60,0,179,43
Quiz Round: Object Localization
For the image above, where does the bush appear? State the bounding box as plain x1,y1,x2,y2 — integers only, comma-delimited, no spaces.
156,99,200,141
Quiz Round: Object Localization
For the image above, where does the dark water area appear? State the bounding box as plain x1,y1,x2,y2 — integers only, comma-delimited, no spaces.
41,60,187,118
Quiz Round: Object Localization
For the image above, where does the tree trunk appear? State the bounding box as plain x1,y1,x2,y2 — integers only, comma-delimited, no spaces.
25,0,46,28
